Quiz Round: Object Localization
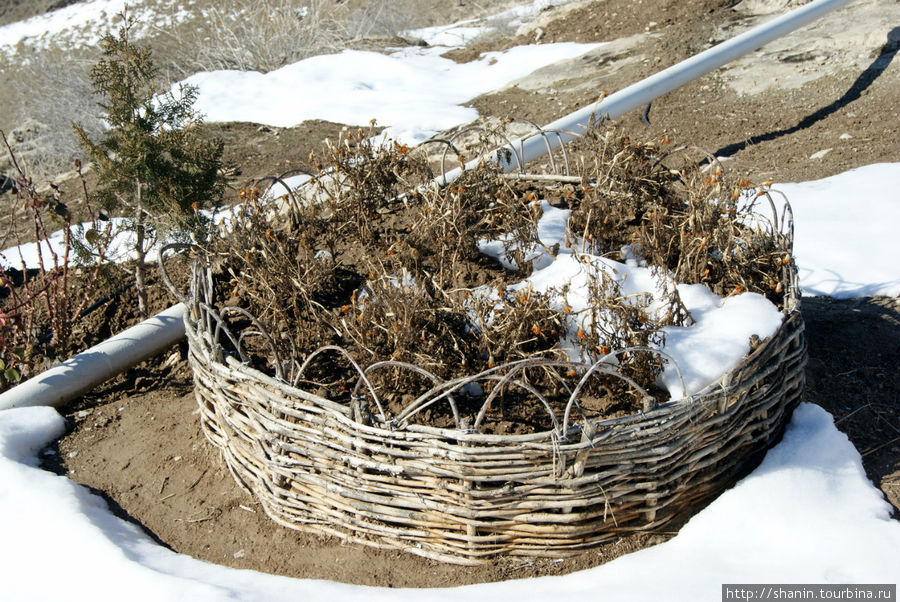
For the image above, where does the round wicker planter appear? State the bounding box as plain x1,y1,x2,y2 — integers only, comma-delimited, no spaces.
173,249,806,564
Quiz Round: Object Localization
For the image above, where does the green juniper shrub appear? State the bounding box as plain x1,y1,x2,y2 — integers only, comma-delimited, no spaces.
74,13,225,316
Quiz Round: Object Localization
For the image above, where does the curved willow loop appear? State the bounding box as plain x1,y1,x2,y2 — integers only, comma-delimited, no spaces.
198,302,247,365
424,120,586,182
759,188,796,247
472,359,582,431
256,174,303,218
562,364,648,435
296,345,387,423
516,123,580,177
216,305,285,381
393,375,482,427
561,345,687,434
278,167,314,181
416,138,463,186
356,360,461,429
158,242,198,304
448,124,524,174
477,373,561,433
394,358,535,427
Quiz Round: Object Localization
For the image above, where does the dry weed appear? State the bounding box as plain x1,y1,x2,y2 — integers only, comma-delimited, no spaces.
206,122,790,429
568,122,790,304
0,135,109,389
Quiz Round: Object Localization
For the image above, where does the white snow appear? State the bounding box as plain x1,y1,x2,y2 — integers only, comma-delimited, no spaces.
1,403,897,601
179,42,603,144
1,1,898,598
660,289,784,396
0,0,191,57
406,21,490,47
0,213,218,270
0,218,147,270
0,0,130,50
775,163,900,298
479,231,784,398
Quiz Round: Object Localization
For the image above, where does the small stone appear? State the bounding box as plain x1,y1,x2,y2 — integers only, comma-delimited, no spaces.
68,451,78,458
839,133,853,140
233,549,246,559
749,334,761,350
809,148,832,160
76,410,90,419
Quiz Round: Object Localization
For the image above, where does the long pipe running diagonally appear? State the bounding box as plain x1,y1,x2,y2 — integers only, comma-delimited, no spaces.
439,0,855,182
0,304,186,410
0,0,855,411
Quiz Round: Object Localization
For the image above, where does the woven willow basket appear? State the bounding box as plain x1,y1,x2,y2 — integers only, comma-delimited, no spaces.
166,200,806,566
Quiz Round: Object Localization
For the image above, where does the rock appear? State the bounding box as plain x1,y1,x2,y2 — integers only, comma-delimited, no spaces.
0,174,16,194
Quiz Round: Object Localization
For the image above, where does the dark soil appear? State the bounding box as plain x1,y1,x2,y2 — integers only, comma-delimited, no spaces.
444,0,733,63
0,249,192,385
800,296,900,516
461,1,899,183
6,0,897,589
198,120,350,196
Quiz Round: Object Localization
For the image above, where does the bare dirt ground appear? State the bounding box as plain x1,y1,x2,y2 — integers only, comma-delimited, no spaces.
0,0,79,27
12,0,900,588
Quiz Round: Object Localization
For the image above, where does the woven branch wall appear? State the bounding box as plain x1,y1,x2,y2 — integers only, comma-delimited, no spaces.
178,254,806,564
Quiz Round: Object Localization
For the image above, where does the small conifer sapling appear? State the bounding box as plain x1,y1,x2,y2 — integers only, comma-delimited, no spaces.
74,14,225,316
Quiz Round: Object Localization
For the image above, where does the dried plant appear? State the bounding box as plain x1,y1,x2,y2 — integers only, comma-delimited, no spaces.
206,122,790,427
568,121,789,305
468,283,570,368
0,134,108,390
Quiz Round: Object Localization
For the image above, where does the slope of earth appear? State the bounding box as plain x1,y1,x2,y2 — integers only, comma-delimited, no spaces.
27,0,900,588
0,0,79,27
462,0,899,182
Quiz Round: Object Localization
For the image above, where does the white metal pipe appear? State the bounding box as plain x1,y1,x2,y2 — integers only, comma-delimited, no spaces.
0,303,185,410
442,0,855,181
0,0,853,412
